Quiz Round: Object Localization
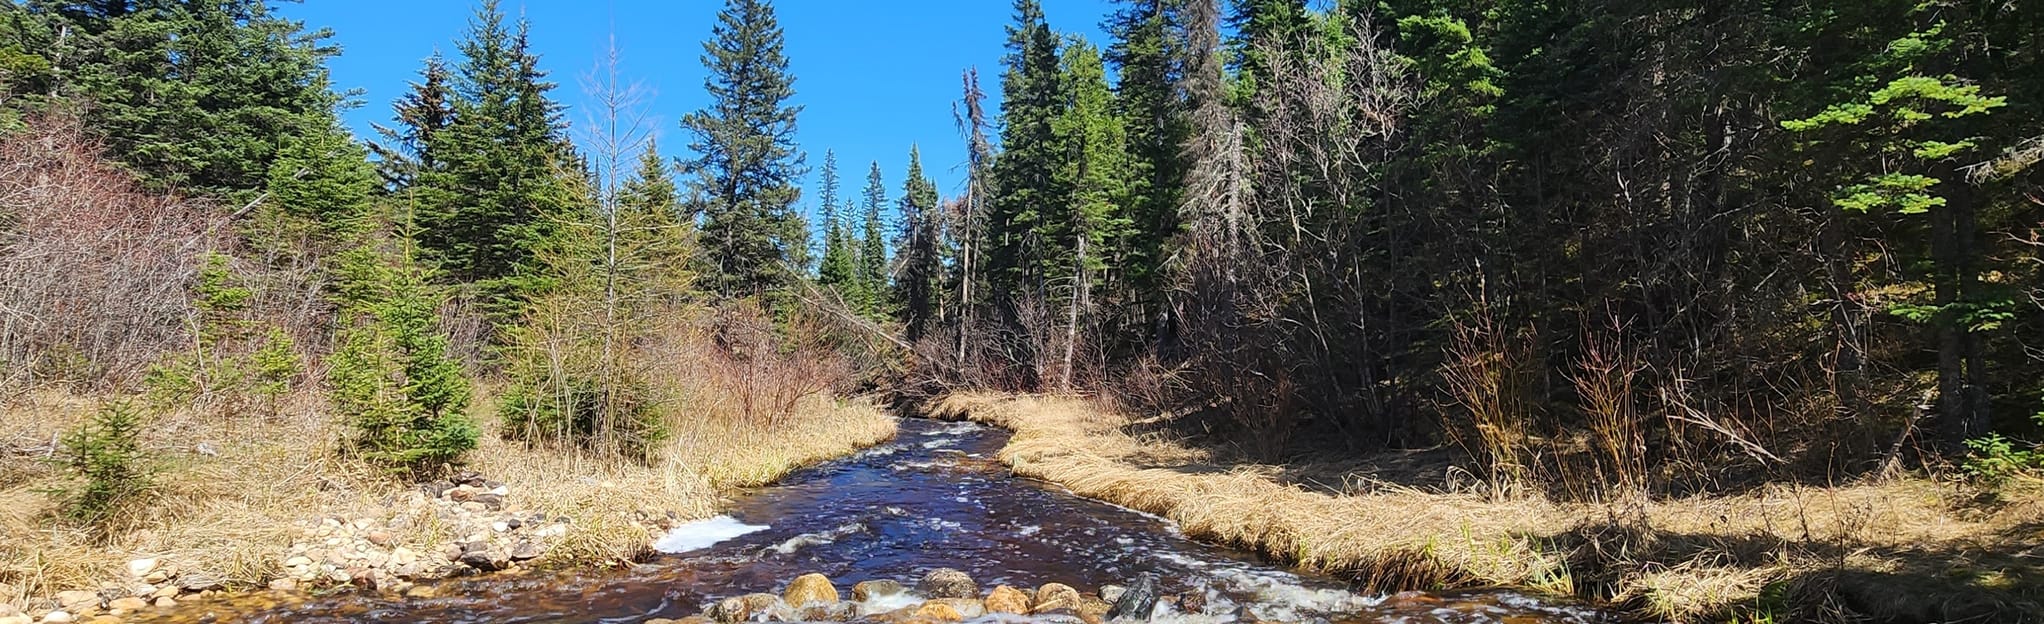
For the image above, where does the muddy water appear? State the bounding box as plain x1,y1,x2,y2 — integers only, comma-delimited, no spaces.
164,419,1612,623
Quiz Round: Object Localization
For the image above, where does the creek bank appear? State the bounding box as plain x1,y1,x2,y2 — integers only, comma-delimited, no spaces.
919,392,2044,623
662,568,1225,624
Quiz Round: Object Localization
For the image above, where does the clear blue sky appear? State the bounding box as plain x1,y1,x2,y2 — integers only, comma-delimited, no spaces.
279,0,1118,228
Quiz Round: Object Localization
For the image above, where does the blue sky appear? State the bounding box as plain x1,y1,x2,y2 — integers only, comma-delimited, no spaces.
279,0,1118,227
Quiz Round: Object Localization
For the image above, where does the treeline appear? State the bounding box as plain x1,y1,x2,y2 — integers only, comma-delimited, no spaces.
898,0,2044,491
0,0,876,477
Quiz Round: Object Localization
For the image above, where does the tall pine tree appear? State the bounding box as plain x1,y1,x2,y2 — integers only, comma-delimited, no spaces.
857,160,890,317
896,146,947,342
816,149,858,295
987,0,1068,314
680,0,806,299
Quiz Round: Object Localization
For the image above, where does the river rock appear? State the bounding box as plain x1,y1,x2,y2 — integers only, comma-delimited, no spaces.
707,597,750,624
126,559,160,579
1098,585,1125,604
1177,591,1207,614
915,569,976,600
457,543,509,572
179,574,224,592
853,580,905,602
912,601,964,622
52,592,96,610
1033,583,1082,613
1107,574,1158,622
0,615,27,624
796,601,857,622
985,585,1031,614
39,612,73,624
926,598,984,619
784,573,839,606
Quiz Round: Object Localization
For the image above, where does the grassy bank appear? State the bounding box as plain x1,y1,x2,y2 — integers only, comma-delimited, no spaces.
0,388,896,614
924,392,2043,623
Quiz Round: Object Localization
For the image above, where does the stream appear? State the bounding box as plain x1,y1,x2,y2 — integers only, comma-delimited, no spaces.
164,418,1614,623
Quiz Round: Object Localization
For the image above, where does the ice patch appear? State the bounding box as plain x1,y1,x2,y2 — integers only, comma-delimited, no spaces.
767,522,867,555
652,515,769,553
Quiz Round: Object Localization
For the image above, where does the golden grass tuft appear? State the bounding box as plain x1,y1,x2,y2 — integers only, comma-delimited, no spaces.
926,392,2044,623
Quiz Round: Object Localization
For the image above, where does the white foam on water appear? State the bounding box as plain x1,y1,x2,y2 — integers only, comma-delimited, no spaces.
921,437,956,449
1015,525,1041,537
652,515,769,553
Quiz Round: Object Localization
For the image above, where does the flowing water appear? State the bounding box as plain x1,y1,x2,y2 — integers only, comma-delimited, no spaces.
158,419,1614,623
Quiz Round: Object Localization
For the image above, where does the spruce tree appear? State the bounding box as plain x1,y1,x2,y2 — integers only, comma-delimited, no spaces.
1105,0,1191,338
857,160,891,317
411,0,577,292
896,146,947,342
5,0,342,196
987,0,1068,308
371,53,455,191
816,150,859,295
680,0,806,299
267,119,379,240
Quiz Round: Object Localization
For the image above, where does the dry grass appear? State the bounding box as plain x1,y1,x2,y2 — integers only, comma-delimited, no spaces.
0,387,896,610
926,392,2044,623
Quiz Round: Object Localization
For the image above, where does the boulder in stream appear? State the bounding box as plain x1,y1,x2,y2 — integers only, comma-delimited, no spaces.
783,573,839,606
915,568,977,600
1106,574,1158,622
984,585,1031,614
852,580,905,602
1032,583,1082,613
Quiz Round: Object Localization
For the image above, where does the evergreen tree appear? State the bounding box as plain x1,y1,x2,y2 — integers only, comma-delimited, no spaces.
896,145,947,342
987,0,1067,311
3,0,343,196
816,149,859,294
680,0,806,299
371,53,455,190
267,119,379,240
1104,0,1191,339
410,0,577,293
857,160,890,317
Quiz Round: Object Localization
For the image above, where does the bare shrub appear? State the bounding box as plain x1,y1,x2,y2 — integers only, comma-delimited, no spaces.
1569,316,1649,499
1439,307,1540,488
0,114,223,390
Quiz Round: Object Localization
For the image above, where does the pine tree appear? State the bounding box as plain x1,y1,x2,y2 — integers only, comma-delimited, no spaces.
411,0,577,293
896,146,947,342
371,53,455,190
681,0,806,299
857,160,891,317
816,150,859,295
267,119,378,240
1105,0,1191,339
5,0,342,196
987,0,1068,310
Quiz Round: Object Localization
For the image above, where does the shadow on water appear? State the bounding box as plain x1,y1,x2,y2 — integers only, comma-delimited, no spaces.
145,419,1621,624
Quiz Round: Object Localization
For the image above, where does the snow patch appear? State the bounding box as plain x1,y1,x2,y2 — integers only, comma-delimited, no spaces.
652,515,769,553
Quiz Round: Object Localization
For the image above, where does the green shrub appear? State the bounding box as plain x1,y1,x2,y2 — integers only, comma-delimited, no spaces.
330,236,476,474
1963,410,2044,485
142,252,302,416
49,401,155,526
498,371,665,458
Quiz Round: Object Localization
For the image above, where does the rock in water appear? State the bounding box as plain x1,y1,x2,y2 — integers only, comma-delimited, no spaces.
985,585,1031,614
912,601,965,622
916,568,978,600
784,573,840,606
1106,574,1157,622
853,579,905,602
1032,583,1082,613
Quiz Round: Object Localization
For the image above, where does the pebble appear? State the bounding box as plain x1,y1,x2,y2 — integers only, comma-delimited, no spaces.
39,611,73,624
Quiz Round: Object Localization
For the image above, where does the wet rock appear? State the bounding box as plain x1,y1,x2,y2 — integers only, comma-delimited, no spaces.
1078,596,1113,622
783,573,839,606
915,568,977,600
985,585,1031,614
912,601,964,622
796,601,857,622
1033,583,1082,613
852,580,905,602
1177,591,1206,614
457,543,509,572
708,598,749,624
925,598,984,619
1098,585,1125,604
1107,574,1158,622
1388,590,1441,608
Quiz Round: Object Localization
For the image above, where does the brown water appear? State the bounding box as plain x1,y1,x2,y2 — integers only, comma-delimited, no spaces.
154,419,1614,623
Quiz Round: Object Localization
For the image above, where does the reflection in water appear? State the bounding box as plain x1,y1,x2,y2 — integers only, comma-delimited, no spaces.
146,419,1612,624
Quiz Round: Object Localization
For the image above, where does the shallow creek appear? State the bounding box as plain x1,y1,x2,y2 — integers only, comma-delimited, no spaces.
156,419,1614,623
